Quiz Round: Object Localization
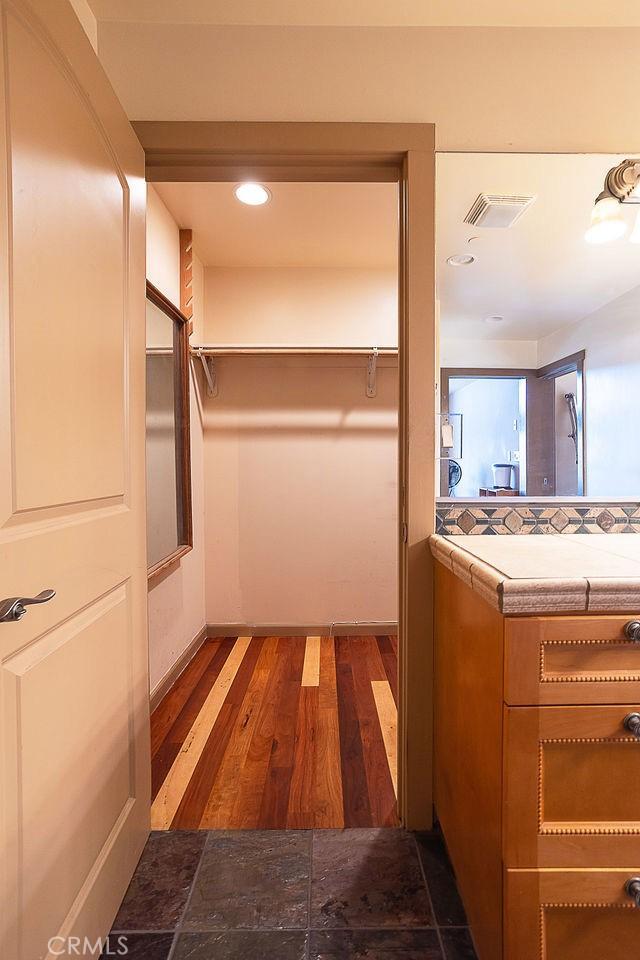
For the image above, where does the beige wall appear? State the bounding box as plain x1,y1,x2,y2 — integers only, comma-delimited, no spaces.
440,338,538,370
538,284,640,499
204,265,397,346
200,263,399,627
97,23,640,153
203,356,398,627
146,185,206,693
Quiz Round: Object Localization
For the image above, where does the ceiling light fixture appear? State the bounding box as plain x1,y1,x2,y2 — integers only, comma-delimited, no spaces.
234,182,271,206
447,254,476,266
585,159,640,244
585,194,627,244
485,315,504,324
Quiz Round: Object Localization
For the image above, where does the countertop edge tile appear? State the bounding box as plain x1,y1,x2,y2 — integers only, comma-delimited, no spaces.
587,577,640,611
430,534,592,615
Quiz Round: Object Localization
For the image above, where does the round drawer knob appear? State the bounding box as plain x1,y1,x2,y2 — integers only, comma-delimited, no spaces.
623,713,640,739
626,878,640,908
625,620,640,642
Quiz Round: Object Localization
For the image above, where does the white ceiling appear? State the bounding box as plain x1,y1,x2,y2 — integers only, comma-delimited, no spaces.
153,181,398,268
88,0,640,26
436,153,640,341
155,154,640,342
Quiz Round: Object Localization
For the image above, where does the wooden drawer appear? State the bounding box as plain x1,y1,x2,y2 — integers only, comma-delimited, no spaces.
505,616,640,705
504,705,640,868
505,868,640,960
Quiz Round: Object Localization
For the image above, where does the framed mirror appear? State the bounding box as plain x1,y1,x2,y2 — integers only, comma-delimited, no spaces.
436,151,640,507
145,280,192,578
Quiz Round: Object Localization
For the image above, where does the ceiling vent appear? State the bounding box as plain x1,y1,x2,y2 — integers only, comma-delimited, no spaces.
464,193,536,228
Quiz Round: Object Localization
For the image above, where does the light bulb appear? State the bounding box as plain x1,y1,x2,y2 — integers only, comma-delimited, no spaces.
585,195,627,244
630,210,640,244
234,182,271,206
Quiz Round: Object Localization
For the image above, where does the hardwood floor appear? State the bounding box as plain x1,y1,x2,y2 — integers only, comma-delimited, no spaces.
150,635,399,829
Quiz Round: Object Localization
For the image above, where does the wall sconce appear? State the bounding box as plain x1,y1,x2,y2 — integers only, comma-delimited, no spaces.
586,159,640,245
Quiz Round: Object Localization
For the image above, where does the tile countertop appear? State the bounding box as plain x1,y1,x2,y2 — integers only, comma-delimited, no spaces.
429,533,640,614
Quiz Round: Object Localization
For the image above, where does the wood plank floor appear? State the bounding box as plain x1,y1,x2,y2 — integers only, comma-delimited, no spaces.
150,635,399,829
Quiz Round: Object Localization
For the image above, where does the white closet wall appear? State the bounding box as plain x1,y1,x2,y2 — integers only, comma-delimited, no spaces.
201,264,399,627
146,186,207,692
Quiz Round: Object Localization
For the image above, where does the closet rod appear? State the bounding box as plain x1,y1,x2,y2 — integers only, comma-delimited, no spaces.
189,346,398,356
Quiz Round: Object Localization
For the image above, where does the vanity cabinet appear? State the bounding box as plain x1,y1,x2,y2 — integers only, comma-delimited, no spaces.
434,562,640,960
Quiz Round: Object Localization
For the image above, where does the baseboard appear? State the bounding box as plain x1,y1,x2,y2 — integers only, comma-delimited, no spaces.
149,624,208,713
206,622,398,638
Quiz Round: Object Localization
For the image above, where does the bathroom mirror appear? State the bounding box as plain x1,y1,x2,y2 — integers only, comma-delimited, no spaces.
436,151,640,503
145,281,192,576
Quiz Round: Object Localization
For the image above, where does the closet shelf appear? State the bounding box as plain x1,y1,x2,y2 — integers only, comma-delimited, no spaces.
190,346,397,399
189,345,398,356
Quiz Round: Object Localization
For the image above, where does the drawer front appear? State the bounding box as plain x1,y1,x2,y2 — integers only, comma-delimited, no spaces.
504,705,640,868
505,868,640,960
505,616,640,705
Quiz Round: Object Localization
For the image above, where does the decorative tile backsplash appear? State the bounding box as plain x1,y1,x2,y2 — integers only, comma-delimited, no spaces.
436,503,640,536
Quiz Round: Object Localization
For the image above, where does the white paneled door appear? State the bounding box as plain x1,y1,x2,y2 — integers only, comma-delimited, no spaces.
0,2,149,958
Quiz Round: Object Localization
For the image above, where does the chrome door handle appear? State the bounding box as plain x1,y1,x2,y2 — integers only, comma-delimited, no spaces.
0,590,55,622
625,620,640,642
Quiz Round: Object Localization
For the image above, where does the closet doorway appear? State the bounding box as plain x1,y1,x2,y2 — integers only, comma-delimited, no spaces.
138,123,435,830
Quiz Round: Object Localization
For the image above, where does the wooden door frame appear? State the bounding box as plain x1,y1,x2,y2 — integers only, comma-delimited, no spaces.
440,367,546,497
537,350,586,496
133,121,436,828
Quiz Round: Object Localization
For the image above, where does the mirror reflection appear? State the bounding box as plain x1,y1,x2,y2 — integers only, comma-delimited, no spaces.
145,283,192,574
437,152,640,501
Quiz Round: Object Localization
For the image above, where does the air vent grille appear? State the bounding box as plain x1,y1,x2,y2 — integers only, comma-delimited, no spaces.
464,193,536,228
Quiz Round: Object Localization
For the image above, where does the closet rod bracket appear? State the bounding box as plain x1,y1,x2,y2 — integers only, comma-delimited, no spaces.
366,348,379,399
196,348,218,398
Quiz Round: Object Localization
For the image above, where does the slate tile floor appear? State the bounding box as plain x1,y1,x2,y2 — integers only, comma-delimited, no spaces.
104,829,477,960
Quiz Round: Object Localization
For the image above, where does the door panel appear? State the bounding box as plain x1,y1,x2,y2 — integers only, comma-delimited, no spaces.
504,705,640,867
505,616,640,706
9,5,126,509
0,2,149,958
505,869,640,960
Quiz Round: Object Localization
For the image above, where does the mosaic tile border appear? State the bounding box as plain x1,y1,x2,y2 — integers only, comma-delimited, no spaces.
435,503,640,536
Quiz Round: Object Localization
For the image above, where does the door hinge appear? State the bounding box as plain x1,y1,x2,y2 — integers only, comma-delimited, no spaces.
401,522,408,543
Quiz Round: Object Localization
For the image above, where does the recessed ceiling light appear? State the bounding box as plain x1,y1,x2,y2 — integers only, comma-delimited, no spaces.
485,315,504,324
446,254,476,266
234,182,271,206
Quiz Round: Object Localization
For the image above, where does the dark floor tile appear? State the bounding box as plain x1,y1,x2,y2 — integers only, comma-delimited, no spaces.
101,933,174,959
172,931,307,959
182,830,310,930
112,831,206,931
309,930,443,959
414,833,467,926
311,829,432,928
440,928,478,960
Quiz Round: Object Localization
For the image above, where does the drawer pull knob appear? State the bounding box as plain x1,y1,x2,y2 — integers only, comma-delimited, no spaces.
625,620,640,642
625,878,640,908
624,713,640,738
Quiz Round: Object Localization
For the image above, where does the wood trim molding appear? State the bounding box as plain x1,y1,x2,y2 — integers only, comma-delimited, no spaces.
147,543,192,583
537,349,585,380
132,121,434,182
205,622,399,638
440,365,555,498
179,228,194,335
149,624,208,712
146,279,193,579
